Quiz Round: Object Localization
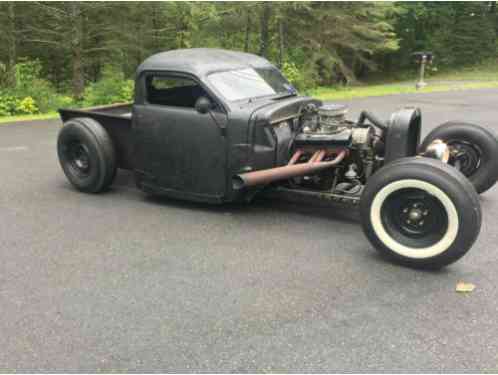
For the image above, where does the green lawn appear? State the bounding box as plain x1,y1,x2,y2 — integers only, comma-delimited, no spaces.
310,81,498,101
311,61,498,100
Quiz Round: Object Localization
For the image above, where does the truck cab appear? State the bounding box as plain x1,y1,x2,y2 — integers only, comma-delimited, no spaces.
60,48,315,203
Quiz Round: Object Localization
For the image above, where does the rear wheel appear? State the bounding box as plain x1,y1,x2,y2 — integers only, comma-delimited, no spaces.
360,157,481,268
420,122,498,193
57,117,117,193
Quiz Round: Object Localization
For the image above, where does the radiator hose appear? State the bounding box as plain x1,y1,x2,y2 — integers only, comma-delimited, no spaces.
358,110,387,132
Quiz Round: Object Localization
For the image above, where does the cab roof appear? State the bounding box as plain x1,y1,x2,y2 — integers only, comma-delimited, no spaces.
136,48,275,78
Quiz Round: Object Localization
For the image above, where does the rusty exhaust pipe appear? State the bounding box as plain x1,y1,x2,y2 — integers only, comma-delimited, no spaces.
233,149,347,189
307,150,321,163
288,149,303,165
314,150,326,163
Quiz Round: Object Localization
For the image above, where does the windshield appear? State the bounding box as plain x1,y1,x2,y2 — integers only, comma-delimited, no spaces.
207,67,296,102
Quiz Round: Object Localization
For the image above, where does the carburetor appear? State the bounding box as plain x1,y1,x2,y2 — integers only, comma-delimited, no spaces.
296,103,374,149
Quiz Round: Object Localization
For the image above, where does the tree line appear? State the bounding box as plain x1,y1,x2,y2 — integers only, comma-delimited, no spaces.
0,1,497,102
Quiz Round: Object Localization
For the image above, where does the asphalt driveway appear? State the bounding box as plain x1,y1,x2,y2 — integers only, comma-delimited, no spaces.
1,89,498,372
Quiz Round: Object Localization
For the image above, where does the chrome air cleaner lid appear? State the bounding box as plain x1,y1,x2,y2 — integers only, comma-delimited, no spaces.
318,103,349,133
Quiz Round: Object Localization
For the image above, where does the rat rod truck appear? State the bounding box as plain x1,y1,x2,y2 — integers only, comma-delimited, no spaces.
57,48,498,268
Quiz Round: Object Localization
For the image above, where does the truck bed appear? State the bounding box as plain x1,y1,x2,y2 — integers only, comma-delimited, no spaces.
59,103,134,170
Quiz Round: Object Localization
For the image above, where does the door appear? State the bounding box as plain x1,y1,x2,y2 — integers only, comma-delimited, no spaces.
133,73,227,201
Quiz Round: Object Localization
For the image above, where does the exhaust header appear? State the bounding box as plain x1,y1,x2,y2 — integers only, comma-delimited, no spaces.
233,149,347,189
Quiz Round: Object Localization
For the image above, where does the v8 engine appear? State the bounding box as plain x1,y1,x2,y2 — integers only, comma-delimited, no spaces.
295,103,375,150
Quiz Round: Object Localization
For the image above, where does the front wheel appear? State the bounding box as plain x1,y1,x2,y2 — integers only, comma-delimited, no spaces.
360,157,481,268
420,122,498,193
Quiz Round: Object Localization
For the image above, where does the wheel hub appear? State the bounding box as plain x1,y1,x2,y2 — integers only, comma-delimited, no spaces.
408,208,423,222
380,187,449,249
67,142,91,176
449,141,481,177
400,202,429,231
74,151,89,170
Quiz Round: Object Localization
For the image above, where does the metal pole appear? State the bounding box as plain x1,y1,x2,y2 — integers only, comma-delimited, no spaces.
416,55,427,90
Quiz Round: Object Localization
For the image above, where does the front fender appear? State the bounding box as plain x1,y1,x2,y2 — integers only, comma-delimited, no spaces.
384,107,421,164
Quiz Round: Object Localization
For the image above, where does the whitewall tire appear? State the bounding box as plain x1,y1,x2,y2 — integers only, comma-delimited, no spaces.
360,157,481,268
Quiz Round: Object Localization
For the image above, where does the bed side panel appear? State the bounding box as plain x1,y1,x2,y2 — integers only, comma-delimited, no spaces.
59,109,134,170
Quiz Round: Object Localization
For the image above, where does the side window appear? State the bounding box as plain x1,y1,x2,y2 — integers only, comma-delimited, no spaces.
146,75,209,109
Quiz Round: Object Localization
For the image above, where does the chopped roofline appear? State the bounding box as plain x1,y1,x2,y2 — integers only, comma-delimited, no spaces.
136,48,275,78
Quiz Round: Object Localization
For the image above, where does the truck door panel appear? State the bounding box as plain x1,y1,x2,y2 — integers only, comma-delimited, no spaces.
133,73,227,200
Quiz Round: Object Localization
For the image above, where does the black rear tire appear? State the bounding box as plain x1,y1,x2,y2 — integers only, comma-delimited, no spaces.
420,122,498,194
360,157,481,269
57,117,117,193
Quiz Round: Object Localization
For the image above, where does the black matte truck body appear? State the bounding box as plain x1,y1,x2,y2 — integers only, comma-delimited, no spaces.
60,49,325,203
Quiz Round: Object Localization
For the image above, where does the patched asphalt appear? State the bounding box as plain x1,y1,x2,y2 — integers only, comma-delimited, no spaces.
1,88,498,372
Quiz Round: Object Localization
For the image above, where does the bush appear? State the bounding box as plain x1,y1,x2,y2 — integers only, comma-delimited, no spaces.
16,97,38,115
52,95,75,109
0,90,75,117
12,60,59,113
0,94,39,116
0,60,135,118
0,94,19,116
0,61,133,117
282,61,314,92
281,60,319,92
15,60,42,88
281,62,301,86
82,66,134,107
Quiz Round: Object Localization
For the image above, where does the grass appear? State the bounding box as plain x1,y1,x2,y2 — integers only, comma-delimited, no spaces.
310,81,498,101
0,111,58,124
426,60,498,81
311,60,498,101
